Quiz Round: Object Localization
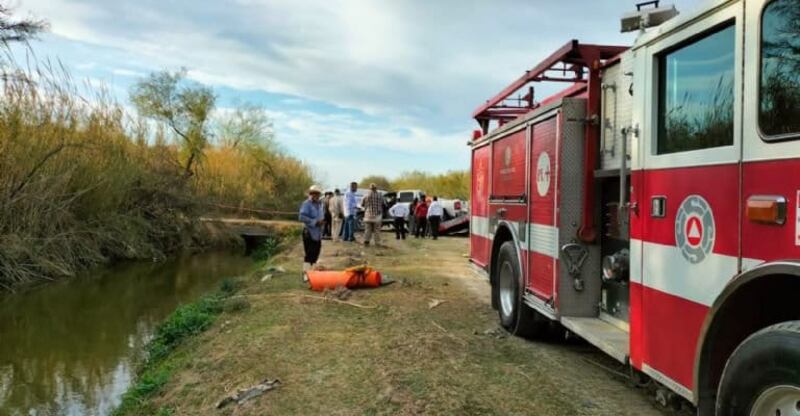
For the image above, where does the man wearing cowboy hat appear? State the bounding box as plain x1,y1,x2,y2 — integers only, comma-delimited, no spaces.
298,185,325,281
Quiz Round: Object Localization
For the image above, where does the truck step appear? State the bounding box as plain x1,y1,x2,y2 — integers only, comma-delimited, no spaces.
560,317,629,364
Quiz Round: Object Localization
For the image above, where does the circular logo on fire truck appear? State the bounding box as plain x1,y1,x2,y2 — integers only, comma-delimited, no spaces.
504,146,513,168
675,195,715,264
536,152,551,197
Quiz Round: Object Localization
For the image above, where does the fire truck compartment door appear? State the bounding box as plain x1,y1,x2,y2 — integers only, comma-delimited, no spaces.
527,114,559,300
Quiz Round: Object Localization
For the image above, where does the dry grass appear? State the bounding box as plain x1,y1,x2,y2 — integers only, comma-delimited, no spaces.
128,237,672,416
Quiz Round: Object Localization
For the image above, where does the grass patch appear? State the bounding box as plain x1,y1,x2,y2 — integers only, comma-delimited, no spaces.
145,295,223,362
250,236,282,262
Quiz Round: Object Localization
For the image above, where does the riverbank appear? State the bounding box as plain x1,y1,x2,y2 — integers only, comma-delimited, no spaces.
113,234,682,416
110,223,299,416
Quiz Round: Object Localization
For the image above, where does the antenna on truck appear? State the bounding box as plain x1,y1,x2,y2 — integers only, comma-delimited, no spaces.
621,1,679,33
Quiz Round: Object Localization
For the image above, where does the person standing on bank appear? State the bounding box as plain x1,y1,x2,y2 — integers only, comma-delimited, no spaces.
343,182,358,242
414,198,428,239
408,198,418,236
329,189,344,242
388,200,409,240
427,196,443,240
299,185,325,281
361,183,384,246
322,191,333,239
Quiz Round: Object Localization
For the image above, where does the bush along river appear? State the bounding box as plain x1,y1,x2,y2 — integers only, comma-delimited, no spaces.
0,250,255,416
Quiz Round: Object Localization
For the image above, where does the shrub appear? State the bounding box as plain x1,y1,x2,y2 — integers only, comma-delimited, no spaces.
145,296,221,362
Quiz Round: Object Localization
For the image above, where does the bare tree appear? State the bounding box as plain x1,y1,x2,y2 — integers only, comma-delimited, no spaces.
0,4,47,46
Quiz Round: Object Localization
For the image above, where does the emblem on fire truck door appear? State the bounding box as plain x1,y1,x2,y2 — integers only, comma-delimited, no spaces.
504,146,512,168
536,152,551,197
675,195,715,264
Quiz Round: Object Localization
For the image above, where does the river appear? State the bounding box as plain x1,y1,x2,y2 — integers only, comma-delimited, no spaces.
0,251,254,416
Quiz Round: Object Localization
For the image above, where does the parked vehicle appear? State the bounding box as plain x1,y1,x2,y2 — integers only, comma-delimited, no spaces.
396,189,467,220
469,1,800,414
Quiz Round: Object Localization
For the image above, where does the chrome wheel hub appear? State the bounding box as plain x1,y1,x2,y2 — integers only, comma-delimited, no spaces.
498,261,515,319
750,385,800,416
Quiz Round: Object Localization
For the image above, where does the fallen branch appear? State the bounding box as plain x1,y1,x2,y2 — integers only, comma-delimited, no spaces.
217,378,281,409
431,320,468,346
431,320,449,333
253,292,378,309
297,294,378,309
514,367,532,381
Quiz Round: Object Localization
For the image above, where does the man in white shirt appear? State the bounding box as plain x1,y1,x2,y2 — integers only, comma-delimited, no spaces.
342,182,359,242
388,201,410,240
426,196,444,240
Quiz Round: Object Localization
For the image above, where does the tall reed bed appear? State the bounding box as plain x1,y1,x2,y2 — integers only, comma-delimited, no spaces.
0,60,313,290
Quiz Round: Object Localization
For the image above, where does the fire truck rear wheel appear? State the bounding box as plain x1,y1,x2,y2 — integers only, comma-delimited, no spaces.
495,241,547,338
716,321,800,416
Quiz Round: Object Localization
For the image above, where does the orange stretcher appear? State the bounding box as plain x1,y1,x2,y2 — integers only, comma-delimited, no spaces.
306,265,382,291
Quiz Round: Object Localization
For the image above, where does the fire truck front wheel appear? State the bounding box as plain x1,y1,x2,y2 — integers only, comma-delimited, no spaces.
716,321,800,416
495,241,547,338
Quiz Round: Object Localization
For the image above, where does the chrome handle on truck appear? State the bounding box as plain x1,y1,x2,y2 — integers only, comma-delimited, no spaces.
561,243,589,291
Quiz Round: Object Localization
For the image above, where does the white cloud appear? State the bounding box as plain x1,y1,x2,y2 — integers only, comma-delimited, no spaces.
16,0,688,124
14,0,700,183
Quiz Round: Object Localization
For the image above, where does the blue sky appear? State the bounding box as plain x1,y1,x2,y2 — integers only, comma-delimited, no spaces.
15,0,695,187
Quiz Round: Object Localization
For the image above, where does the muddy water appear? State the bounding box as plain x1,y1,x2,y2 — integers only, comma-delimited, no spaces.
0,251,254,416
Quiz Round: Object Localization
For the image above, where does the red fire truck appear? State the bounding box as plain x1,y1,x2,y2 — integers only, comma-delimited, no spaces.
469,1,800,414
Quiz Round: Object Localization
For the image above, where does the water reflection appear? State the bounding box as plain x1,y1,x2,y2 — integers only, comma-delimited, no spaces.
0,251,253,416
658,24,735,154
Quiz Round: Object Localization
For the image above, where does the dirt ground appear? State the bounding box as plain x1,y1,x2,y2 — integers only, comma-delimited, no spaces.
149,233,692,415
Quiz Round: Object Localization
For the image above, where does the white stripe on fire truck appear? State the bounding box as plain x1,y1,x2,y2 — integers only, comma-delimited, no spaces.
640,240,739,307
471,217,560,259
528,223,559,258
471,215,491,239
630,240,642,284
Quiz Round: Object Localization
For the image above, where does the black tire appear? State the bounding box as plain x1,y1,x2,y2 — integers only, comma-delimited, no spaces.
494,241,549,338
717,321,800,416
355,215,364,232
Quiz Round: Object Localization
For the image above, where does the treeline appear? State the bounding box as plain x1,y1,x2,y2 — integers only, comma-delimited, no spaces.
360,170,470,200
0,12,313,289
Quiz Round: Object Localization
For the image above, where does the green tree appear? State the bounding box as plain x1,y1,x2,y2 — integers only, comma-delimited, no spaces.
218,103,275,150
130,69,216,177
359,175,392,190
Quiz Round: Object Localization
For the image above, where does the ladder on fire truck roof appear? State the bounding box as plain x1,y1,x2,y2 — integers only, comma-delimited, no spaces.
472,40,628,134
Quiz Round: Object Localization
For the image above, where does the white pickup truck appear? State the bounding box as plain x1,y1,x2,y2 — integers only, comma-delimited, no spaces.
394,189,467,220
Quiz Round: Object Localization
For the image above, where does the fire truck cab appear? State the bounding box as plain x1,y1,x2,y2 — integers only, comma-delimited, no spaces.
469,1,800,414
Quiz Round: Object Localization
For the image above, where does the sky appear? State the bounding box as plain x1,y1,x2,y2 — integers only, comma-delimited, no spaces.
13,0,696,187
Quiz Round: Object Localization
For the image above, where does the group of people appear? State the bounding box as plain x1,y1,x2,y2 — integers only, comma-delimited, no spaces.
388,194,443,241
297,182,445,281
318,182,365,243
